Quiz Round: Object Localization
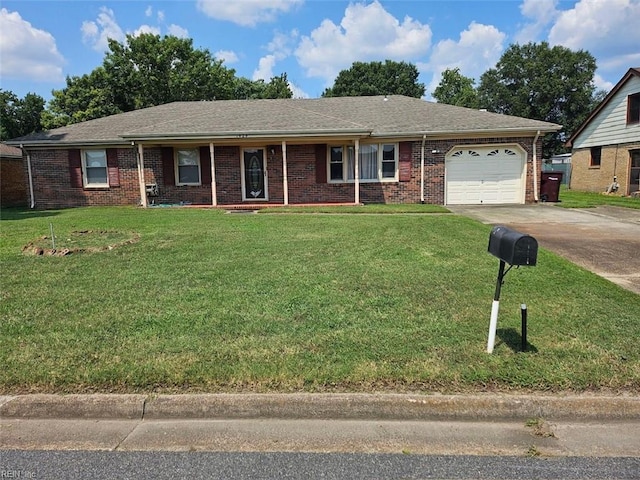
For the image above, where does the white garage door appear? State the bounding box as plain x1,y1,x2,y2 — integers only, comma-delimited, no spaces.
446,146,525,205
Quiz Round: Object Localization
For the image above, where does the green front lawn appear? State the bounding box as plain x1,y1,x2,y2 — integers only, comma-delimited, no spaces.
558,186,640,209
1,206,638,394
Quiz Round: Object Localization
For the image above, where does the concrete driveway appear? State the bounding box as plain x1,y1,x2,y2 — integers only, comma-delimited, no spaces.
448,204,640,295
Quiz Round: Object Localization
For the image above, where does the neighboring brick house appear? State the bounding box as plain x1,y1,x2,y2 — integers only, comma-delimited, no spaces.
7,96,559,209
0,143,27,207
567,67,640,196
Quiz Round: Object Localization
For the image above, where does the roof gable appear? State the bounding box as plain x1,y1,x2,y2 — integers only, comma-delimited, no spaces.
567,67,640,147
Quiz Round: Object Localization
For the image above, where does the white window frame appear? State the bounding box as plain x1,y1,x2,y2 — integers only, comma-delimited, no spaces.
175,148,201,186
327,143,398,183
82,149,109,188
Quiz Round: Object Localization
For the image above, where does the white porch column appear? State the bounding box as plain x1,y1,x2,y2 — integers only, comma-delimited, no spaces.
354,139,360,204
137,144,147,208
209,142,217,206
282,141,289,206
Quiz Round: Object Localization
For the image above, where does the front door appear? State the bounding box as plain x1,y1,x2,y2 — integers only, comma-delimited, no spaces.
242,148,268,201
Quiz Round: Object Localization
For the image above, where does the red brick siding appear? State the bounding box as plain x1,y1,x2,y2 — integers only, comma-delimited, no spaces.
1,158,28,207
26,136,542,209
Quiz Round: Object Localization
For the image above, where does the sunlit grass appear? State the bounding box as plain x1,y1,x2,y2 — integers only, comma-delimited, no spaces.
559,186,640,209
1,206,638,394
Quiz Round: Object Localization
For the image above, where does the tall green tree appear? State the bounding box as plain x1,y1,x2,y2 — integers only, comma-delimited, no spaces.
263,73,293,99
42,67,120,129
323,60,425,98
103,34,237,110
1,90,45,140
477,42,598,156
43,33,293,127
233,74,293,100
432,68,479,108
45,34,238,126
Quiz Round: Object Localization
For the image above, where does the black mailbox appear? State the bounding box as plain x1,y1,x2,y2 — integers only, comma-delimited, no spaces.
488,226,538,266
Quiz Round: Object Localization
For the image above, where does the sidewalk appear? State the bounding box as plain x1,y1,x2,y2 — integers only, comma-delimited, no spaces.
2,393,639,456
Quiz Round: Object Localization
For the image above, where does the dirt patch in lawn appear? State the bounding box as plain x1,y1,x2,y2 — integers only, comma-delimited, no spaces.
22,230,140,256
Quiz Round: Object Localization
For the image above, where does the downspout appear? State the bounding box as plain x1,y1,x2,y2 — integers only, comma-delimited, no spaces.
420,134,426,204
354,139,360,205
532,130,540,202
136,143,148,208
21,144,35,209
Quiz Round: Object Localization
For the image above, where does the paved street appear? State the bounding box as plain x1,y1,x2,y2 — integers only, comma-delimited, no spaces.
2,450,640,480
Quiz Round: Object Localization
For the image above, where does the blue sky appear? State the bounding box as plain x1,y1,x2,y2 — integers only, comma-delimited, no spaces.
1,0,639,102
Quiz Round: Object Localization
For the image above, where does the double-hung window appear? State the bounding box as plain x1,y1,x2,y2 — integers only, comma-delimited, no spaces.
330,146,346,181
381,144,397,179
328,143,398,182
590,146,602,167
628,93,640,125
83,150,108,187
176,149,201,185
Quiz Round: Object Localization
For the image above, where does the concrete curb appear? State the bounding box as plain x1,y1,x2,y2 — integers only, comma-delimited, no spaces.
1,393,639,421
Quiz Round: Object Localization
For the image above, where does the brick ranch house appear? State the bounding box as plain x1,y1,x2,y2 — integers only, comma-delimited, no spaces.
8,95,560,209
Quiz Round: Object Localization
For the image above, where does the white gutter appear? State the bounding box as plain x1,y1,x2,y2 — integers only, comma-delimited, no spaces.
21,144,35,209
136,143,148,208
420,135,426,204
282,141,289,206
532,130,540,202
209,143,217,206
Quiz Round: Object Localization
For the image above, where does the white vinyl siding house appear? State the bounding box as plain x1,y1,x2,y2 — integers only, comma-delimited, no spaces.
571,76,640,149
568,67,640,196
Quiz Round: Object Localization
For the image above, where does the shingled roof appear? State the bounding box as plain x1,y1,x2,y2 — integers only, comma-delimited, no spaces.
0,143,23,157
8,95,560,146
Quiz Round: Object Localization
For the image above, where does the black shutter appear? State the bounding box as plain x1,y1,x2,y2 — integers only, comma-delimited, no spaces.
162,147,175,186
106,148,120,186
68,149,83,188
200,146,212,185
315,144,327,184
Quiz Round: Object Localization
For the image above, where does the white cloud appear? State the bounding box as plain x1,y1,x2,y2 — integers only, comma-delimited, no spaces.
288,81,309,99
542,0,640,90
514,0,559,44
81,6,125,52
81,20,99,39
295,1,431,82
133,24,161,37
253,55,277,81
423,22,506,98
167,24,189,38
196,0,303,27
549,0,640,55
215,50,239,64
82,6,189,52
0,8,65,81
268,30,298,60
593,73,615,92
597,52,640,71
